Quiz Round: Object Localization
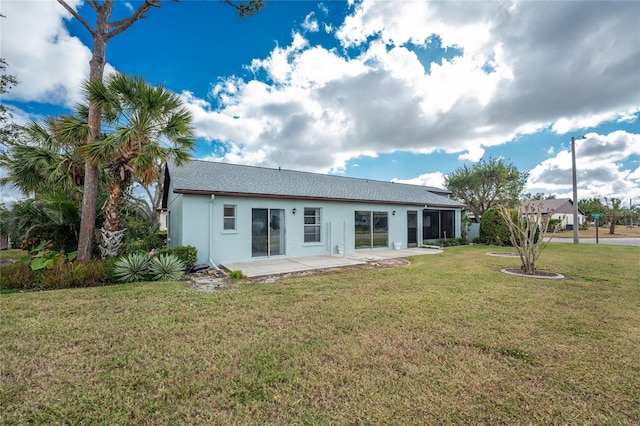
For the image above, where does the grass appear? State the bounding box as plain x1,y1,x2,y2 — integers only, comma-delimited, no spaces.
0,249,26,260
1,244,639,424
553,225,640,239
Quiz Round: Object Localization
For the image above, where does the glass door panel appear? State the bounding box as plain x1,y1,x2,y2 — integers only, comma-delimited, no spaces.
354,211,371,249
372,211,388,248
252,208,285,257
252,209,268,257
269,209,285,256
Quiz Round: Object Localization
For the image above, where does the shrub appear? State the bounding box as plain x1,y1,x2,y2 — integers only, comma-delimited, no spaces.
113,252,151,283
149,254,185,281
548,218,562,232
124,230,167,254
1,259,117,291
229,270,244,280
0,262,35,290
155,245,197,271
480,207,516,246
441,238,470,247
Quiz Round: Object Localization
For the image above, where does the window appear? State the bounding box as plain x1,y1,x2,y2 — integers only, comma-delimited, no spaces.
223,205,236,231
304,208,321,243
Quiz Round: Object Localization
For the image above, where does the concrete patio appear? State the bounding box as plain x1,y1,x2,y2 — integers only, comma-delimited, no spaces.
220,247,442,278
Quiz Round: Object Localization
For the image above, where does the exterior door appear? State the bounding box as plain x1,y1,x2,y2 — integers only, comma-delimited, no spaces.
355,210,388,249
252,208,285,257
407,211,418,247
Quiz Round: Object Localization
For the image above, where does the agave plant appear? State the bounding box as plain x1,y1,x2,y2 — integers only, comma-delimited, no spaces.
113,252,150,283
149,253,185,281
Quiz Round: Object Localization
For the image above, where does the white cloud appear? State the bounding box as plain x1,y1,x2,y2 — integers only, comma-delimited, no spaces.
526,131,640,200
1,0,90,107
1,0,638,201
302,12,319,33
176,0,639,178
392,172,446,189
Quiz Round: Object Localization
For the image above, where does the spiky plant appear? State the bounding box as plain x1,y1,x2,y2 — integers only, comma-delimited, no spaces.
149,253,185,282
113,252,150,283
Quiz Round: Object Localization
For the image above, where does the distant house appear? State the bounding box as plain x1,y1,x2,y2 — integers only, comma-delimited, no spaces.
520,198,586,230
162,160,466,266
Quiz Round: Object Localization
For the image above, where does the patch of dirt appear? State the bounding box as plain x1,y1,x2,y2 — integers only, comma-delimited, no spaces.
500,268,564,280
188,258,411,291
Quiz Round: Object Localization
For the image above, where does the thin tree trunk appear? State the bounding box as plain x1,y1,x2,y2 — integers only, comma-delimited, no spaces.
76,3,111,262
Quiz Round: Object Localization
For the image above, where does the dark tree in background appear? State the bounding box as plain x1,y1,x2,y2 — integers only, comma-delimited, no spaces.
445,158,528,223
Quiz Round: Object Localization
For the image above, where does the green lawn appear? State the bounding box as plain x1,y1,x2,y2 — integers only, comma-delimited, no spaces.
2,244,639,424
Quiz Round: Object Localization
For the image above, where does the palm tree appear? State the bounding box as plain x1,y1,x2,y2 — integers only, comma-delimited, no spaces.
0,118,89,200
81,73,195,257
3,192,83,252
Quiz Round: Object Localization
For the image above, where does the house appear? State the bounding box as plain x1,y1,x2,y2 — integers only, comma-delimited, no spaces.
520,198,586,230
162,160,466,266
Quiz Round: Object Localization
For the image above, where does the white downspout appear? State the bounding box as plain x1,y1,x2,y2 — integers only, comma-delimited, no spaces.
208,194,221,271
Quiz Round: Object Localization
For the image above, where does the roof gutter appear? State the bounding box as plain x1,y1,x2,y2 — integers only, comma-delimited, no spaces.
173,189,465,209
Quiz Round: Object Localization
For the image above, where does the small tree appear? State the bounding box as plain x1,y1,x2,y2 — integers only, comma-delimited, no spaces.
604,197,622,235
445,157,527,223
496,203,556,275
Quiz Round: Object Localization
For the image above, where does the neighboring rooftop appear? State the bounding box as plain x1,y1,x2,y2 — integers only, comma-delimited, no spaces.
165,160,466,208
521,198,584,214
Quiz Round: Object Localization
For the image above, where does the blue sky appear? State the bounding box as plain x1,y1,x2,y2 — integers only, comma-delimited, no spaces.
1,0,639,206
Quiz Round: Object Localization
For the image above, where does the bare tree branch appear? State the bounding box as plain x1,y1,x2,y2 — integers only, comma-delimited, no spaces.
107,0,161,40
57,0,95,36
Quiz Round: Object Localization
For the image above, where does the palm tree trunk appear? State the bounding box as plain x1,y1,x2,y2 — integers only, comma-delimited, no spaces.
103,180,123,233
99,179,126,258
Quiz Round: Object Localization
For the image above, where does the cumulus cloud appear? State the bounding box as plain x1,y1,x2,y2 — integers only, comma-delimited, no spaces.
1,0,90,107
526,131,640,200
2,0,638,201
392,172,446,189
176,1,639,181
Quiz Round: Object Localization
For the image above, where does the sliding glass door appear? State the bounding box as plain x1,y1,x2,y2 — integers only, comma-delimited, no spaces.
355,210,388,249
252,208,285,257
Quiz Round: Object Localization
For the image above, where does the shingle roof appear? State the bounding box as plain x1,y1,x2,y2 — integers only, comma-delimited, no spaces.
166,160,465,208
521,198,583,215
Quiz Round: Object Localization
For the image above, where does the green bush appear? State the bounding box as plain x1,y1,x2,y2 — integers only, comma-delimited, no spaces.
229,270,244,280
548,218,562,232
155,245,197,271
124,230,167,254
149,254,185,281
0,259,117,291
441,238,470,247
480,207,516,246
113,252,151,283
0,262,35,290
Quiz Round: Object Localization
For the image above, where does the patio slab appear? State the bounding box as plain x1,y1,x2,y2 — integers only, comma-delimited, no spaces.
221,247,442,278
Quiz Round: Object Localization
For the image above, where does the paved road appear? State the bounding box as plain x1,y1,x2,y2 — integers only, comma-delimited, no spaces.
549,238,640,246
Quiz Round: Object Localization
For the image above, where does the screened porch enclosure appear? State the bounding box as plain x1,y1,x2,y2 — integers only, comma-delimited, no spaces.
422,209,455,241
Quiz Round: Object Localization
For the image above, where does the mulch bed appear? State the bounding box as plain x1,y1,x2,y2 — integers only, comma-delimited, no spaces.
486,252,520,257
500,268,564,280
